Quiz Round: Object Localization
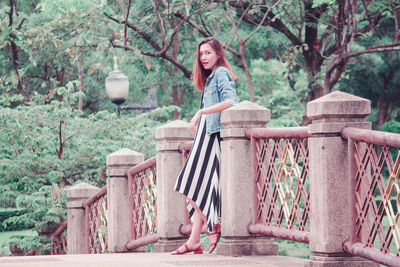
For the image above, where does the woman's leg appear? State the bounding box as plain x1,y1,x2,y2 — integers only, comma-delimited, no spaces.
173,198,206,253
186,209,205,245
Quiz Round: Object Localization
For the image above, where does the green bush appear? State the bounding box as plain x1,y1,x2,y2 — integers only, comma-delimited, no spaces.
0,89,179,253
0,208,34,231
380,120,400,134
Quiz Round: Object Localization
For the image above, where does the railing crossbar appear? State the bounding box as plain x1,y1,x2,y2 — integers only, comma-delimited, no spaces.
248,223,309,244
50,221,67,238
127,157,156,177
83,186,107,208
342,127,400,148
344,241,400,267
178,141,193,153
125,234,159,251
246,127,310,139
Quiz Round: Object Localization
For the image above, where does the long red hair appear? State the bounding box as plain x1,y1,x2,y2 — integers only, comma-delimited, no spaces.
192,37,236,92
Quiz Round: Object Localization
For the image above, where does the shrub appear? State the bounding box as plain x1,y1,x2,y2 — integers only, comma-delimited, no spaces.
0,90,179,253
0,208,34,231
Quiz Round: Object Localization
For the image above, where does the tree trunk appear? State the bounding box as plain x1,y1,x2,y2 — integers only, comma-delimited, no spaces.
239,42,255,102
169,18,187,119
76,47,84,110
171,86,180,120
11,41,25,98
377,71,394,126
56,68,65,102
8,0,26,99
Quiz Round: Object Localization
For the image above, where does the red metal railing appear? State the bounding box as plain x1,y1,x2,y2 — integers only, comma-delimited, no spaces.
178,141,193,164
246,127,311,243
342,127,400,266
125,157,158,250
82,186,108,254
50,221,67,255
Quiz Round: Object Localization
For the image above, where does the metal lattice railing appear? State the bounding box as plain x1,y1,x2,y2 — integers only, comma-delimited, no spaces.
50,221,67,255
126,157,159,250
83,186,108,254
342,127,400,266
246,127,310,243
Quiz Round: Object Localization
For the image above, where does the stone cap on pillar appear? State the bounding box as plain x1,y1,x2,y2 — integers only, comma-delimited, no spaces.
221,100,270,138
66,182,100,208
156,120,194,151
307,91,371,134
106,148,144,177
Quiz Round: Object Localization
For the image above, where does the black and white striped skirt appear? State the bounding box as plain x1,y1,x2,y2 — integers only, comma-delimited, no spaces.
173,114,221,232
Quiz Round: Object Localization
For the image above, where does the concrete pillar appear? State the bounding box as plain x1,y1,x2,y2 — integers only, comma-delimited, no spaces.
154,120,194,252
306,91,377,267
106,148,144,252
217,101,278,256
66,182,100,254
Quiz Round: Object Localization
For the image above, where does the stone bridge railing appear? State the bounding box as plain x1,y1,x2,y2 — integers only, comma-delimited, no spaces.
63,91,400,267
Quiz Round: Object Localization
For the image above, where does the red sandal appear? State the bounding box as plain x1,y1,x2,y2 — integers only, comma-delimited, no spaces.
208,231,221,254
171,242,203,255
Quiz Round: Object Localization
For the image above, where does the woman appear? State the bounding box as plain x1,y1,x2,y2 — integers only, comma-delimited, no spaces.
172,37,239,255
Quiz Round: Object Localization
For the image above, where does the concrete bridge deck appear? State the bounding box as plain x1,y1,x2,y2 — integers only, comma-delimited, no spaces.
0,253,306,267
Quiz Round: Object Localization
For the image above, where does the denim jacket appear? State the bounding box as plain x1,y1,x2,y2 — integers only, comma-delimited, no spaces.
201,66,239,134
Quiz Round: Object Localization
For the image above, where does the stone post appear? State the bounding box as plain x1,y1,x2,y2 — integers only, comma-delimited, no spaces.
106,148,144,252
66,182,100,254
154,120,194,252
306,91,377,267
217,101,278,256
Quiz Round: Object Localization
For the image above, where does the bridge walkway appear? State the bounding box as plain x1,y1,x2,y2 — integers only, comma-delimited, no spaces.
0,253,306,267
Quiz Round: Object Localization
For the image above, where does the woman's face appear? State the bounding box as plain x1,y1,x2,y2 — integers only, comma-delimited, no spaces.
199,43,219,70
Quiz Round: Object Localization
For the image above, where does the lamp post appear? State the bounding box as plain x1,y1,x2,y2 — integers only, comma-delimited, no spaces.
105,57,129,118
106,57,157,118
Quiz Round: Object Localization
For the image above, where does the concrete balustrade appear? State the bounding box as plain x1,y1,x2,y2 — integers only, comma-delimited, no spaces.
217,100,278,256
106,148,145,252
306,91,377,267
154,120,194,252
66,182,100,254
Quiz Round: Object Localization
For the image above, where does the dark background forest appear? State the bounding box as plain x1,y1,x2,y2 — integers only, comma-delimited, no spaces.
0,0,399,255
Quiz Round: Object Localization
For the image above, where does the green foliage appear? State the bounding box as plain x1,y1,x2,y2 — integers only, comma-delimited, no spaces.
249,58,307,127
0,230,37,255
0,208,31,231
380,120,400,134
338,47,400,126
275,238,310,259
8,234,51,254
312,0,335,8
0,92,179,253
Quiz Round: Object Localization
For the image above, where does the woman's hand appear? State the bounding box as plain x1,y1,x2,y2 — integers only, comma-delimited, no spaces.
189,110,202,133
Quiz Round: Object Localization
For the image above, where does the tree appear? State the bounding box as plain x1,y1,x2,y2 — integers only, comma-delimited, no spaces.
0,0,122,112
339,49,400,126
1,0,30,99
105,0,205,118
174,1,279,102
221,0,400,102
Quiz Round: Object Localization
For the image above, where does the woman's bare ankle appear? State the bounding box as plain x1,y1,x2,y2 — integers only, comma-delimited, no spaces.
186,238,200,247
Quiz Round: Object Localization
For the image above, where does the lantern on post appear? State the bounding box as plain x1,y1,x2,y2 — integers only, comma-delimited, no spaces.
105,57,129,118
106,57,157,118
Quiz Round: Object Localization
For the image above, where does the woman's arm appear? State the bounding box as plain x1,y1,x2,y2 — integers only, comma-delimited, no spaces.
189,101,233,133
